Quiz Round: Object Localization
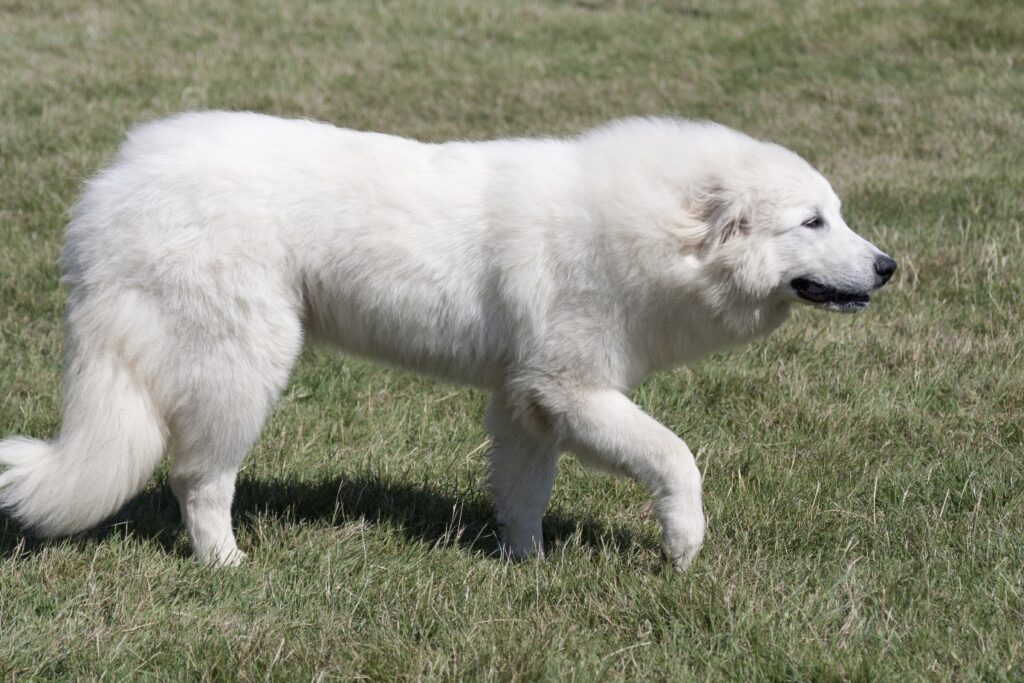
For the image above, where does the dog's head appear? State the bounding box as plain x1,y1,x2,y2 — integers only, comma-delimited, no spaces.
692,141,896,312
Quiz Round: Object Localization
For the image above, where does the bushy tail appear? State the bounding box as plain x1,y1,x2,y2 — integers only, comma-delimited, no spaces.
0,350,167,537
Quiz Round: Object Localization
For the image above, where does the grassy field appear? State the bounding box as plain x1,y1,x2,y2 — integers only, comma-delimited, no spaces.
1,0,1022,679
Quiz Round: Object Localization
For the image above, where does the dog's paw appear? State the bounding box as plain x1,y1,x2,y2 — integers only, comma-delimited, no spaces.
659,511,704,572
498,539,544,563
496,518,545,562
198,546,248,567
219,548,248,567
662,541,701,572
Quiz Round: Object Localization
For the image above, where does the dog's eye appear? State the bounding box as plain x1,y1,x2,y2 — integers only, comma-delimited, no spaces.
802,215,825,229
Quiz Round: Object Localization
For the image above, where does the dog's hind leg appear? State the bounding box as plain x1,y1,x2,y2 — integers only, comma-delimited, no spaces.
169,404,264,566
485,396,560,560
167,309,303,566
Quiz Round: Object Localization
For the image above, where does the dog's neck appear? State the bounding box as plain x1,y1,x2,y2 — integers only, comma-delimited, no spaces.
628,286,792,382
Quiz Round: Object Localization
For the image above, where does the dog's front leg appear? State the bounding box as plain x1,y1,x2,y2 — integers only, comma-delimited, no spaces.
529,387,705,571
485,396,560,560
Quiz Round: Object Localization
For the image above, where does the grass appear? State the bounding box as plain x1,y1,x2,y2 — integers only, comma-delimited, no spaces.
1,0,1022,679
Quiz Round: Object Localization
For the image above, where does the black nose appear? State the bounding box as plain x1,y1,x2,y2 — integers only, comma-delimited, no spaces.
874,255,897,284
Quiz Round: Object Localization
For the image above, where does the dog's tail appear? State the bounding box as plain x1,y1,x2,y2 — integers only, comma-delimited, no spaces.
0,348,167,537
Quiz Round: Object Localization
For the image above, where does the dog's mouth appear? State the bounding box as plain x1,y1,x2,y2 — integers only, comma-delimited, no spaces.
790,277,870,312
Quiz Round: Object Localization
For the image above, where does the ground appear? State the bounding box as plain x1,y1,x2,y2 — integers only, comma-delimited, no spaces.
0,1,1022,680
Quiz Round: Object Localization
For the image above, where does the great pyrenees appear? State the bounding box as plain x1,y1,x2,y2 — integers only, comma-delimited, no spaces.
0,113,896,569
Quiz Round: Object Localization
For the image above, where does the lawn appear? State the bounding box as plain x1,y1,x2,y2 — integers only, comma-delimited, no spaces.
1,1,1022,680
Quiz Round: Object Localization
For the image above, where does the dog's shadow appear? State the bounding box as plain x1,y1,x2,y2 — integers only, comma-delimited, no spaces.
0,472,641,562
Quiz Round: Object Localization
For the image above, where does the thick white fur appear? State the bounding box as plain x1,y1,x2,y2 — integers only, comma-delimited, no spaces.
0,113,892,568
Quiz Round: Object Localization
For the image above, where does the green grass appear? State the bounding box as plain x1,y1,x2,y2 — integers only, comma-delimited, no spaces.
1,0,1022,679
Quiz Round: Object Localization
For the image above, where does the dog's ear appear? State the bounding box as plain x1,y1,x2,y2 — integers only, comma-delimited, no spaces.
693,179,751,249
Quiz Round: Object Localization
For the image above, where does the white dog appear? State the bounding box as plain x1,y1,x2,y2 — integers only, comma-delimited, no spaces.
0,113,896,569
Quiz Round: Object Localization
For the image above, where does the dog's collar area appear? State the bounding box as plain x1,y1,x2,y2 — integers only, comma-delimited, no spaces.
790,277,870,311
